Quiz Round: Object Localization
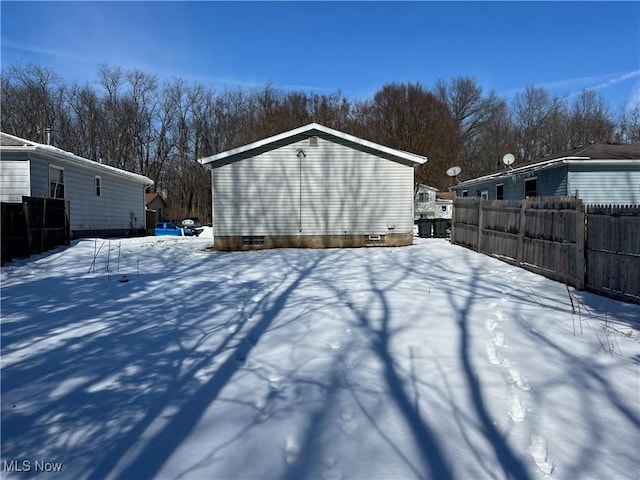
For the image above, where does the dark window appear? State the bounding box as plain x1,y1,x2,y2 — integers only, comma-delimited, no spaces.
462,190,468,197
49,166,64,199
496,183,504,200
95,176,102,196
524,177,537,198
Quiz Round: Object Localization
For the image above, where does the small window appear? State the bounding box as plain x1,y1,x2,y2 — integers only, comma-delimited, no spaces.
461,190,468,197
496,183,504,200
480,190,489,200
418,192,430,203
49,165,64,199
524,177,537,198
95,176,102,196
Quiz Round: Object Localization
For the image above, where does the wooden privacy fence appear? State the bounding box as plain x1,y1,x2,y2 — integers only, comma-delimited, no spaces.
585,204,640,302
1,196,70,265
451,197,640,304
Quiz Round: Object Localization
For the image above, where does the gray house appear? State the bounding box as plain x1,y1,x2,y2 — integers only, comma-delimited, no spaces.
451,142,640,205
0,132,153,238
199,123,427,250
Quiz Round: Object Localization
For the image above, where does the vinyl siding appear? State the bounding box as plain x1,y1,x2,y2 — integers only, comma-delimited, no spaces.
0,159,31,202
454,165,569,200
29,155,147,232
568,165,640,205
213,137,414,236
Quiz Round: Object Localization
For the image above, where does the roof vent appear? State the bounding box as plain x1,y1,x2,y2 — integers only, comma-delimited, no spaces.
309,136,318,146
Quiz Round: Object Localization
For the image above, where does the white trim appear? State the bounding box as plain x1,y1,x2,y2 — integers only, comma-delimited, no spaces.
198,123,428,168
49,164,65,199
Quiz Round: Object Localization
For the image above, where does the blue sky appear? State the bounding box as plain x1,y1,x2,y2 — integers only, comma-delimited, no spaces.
1,1,639,110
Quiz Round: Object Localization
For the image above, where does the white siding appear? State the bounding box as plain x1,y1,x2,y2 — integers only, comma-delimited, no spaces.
213,137,415,236
568,167,640,205
29,155,147,232
0,160,30,202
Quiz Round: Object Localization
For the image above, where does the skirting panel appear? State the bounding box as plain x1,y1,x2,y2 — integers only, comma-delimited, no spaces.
213,233,413,251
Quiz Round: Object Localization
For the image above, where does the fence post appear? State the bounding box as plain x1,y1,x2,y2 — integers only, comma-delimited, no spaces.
575,198,585,290
516,199,527,265
477,198,484,252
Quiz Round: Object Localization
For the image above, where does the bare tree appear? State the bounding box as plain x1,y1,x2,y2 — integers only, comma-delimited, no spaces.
569,89,615,146
617,100,640,143
512,86,565,162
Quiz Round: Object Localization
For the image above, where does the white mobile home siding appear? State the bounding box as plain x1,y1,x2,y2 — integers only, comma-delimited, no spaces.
0,160,30,202
213,137,414,236
29,155,147,234
568,166,640,205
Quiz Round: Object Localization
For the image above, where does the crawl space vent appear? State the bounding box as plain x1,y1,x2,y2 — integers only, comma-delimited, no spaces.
242,236,265,246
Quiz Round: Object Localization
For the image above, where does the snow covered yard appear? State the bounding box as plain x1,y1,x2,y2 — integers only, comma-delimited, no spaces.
1,233,638,480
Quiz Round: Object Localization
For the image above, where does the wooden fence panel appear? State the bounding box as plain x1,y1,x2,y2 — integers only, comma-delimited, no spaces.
585,205,640,302
1,196,70,265
452,197,639,303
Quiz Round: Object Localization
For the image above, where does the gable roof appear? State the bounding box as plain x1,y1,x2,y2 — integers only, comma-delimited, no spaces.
454,141,640,189
198,123,428,168
0,131,154,186
145,192,166,206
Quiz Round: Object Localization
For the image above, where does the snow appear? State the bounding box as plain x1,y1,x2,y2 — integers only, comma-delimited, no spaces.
1,231,639,480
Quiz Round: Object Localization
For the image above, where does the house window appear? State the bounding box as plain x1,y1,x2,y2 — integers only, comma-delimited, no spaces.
49,166,64,199
95,176,102,196
480,190,489,200
524,177,538,198
462,190,468,197
418,192,430,203
496,183,504,200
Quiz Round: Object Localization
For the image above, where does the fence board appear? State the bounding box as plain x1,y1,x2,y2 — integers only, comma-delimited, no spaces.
1,196,70,265
452,197,639,303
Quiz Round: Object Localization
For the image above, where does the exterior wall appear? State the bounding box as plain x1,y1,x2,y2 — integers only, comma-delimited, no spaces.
0,158,31,202
29,154,147,237
454,163,640,205
213,137,415,240
414,184,439,219
568,165,640,205
147,196,167,221
454,165,568,200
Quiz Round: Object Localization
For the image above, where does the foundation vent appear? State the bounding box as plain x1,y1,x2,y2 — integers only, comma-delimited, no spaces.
242,235,265,246
364,234,385,245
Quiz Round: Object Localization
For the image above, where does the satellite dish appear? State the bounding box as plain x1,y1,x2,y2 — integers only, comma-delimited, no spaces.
446,166,462,177
503,153,515,167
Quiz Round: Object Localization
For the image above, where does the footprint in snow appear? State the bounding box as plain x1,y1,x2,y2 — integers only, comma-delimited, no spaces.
485,317,498,333
528,434,555,475
508,388,525,423
486,340,504,365
285,436,300,465
509,369,531,391
338,409,360,435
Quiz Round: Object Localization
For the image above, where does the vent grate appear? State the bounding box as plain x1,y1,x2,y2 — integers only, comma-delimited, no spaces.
364,234,385,244
242,236,265,246
309,136,319,146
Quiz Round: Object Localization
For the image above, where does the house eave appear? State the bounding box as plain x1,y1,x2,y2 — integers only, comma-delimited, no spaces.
1,143,154,187
198,123,428,169
453,157,640,189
